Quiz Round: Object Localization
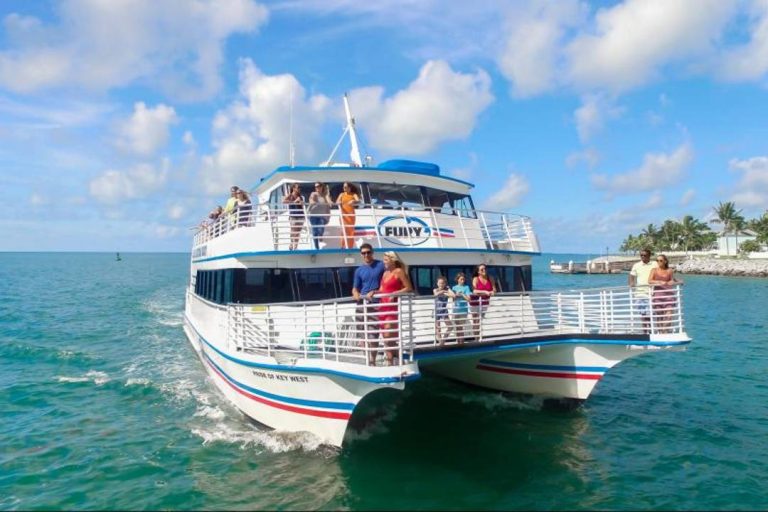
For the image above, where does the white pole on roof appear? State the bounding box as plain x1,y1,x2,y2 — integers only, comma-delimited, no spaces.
344,93,363,167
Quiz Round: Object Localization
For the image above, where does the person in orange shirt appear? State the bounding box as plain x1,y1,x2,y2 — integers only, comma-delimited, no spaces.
335,182,360,249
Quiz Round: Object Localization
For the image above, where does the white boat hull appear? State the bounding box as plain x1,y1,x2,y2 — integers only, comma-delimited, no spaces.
416,337,688,400
183,317,415,447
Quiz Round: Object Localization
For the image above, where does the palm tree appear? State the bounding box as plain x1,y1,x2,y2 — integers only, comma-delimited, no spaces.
712,201,745,235
748,211,768,244
640,223,659,250
679,215,711,252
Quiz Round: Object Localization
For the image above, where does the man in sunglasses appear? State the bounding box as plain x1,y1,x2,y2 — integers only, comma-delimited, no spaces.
352,243,385,365
629,248,658,333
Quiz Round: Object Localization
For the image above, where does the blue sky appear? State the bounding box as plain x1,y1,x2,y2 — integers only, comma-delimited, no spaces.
1,0,767,253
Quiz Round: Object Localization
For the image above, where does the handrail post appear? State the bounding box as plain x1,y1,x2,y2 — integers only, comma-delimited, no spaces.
457,210,470,248
578,292,585,332
479,211,491,249
649,286,656,334
400,206,413,246
428,207,443,248
265,306,272,357
370,203,382,249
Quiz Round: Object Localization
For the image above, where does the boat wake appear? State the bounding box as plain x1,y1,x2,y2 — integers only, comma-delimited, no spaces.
142,291,183,327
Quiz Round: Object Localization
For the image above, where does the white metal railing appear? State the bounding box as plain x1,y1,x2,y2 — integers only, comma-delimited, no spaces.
221,284,686,367
192,202,539,253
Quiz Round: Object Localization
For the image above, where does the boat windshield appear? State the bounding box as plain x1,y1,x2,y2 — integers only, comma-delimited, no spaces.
268,182,475,217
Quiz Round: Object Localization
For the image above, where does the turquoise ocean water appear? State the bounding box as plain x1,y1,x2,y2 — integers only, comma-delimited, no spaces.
1,252,767,510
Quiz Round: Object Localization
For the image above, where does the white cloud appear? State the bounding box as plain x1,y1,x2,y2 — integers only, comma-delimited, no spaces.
0,0,268,100
574,94,623,142
497,0,586,97
719,0,768,81
168,204,186,220
351,60,494,155
591,142,694,194
566,147,600,168
199,59,330,194
680,188,696,206
183,131,196,146
566,0,736,93
447,152,479,181
729,156,768,207
565,0,735,93
642,191,663,209
483,173,530,210
115,102,178,157
89,160,170,204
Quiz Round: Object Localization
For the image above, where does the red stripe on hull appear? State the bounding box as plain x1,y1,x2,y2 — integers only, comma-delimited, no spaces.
205,357,352,420
476,364,603,380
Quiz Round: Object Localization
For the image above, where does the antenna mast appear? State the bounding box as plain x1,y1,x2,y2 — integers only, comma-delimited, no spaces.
344,93,362,167
323,93,363,167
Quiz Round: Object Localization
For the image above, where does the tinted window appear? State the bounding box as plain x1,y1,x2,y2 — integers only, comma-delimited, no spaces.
367,183,423,209
294,268,337,301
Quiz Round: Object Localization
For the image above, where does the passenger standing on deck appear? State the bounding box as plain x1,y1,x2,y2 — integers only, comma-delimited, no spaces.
352,243,385,365
648,254,682,333
433,276,454,346
234,190,252,227
470,264,496,340
376,251,413,366
308,182,332,250
283,183,305,250
451,273,471,345
223,185,240,229
629,248,658,333
336,182,360,249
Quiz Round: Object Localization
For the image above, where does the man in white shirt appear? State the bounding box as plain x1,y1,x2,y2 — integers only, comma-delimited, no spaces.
629,248,658,332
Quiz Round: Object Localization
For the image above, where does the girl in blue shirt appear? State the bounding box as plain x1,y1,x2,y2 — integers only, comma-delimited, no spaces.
451,273,471,344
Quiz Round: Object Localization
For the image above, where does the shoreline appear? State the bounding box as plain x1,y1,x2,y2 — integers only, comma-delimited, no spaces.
675,258,768,277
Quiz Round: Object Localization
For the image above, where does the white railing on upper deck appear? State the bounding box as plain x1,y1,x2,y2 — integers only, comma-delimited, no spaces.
218,284,685,368
192,203,539,253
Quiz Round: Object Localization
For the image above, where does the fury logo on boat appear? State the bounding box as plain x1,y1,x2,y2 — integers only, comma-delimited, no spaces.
377,216,431,246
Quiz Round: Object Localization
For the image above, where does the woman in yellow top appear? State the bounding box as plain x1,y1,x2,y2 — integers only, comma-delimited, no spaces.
335,182,360,249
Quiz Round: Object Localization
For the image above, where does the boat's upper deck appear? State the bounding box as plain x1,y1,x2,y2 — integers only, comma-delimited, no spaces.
193,163,540,258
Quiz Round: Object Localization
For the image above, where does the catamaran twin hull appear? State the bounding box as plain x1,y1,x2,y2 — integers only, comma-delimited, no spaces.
183,288,689,447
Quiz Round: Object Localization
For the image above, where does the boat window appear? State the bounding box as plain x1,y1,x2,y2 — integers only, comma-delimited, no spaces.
195,264,533,305
367,183,424,210
337,267,356,297
328,182,361,206
407,265,532,294
232,269,293,304
423,187,476,218
269,189,281,212
294,268,338,301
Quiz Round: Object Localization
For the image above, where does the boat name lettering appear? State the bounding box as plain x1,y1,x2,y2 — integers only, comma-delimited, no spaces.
251,370,309,383
377,216,430,246
192,245,208,258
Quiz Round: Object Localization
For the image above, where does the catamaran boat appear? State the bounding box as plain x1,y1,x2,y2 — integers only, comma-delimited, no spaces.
183,96,691,447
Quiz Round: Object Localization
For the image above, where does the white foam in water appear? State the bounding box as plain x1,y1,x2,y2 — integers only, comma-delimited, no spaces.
125,377,152,387
57,376,90,383
56,370,111,386
191,421,326,453
142,294,184,327
194,404,226,420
